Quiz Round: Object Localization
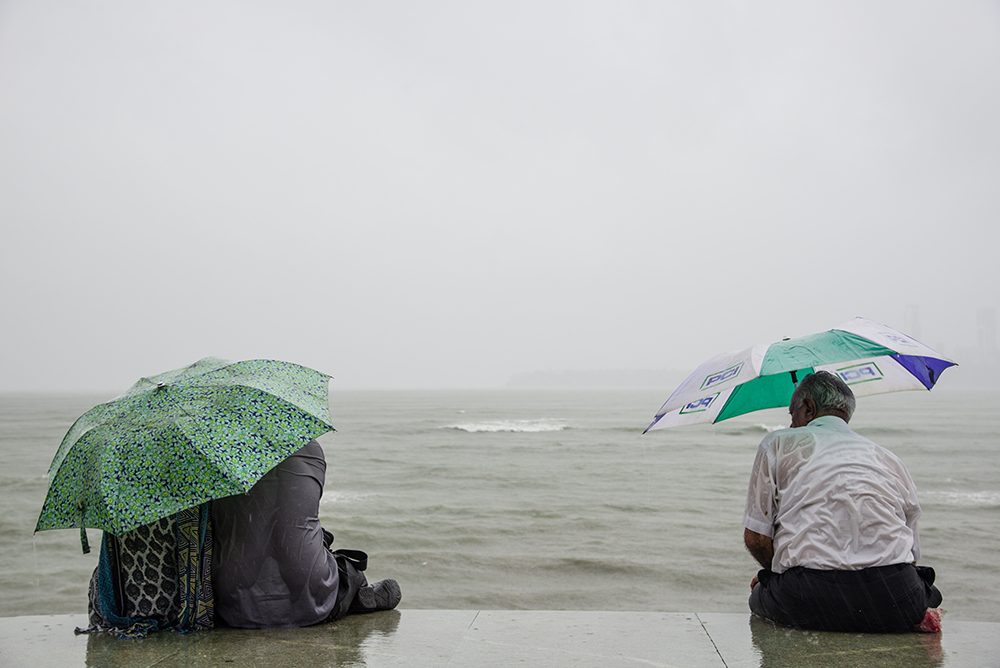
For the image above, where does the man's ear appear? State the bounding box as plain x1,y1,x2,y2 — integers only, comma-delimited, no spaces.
802,397,818,420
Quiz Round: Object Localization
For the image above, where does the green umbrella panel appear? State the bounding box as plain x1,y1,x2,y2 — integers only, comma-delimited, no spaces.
714,331,892,421
35,358,335,547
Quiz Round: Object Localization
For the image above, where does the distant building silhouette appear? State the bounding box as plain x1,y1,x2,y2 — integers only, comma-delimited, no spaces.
979,308,997,367
950,308,999,387
904,304,921,342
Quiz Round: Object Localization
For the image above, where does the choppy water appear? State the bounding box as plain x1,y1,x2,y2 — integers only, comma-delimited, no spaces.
1,389,998,621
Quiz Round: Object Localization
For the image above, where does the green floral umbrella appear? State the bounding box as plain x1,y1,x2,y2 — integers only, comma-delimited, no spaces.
35,357,335,551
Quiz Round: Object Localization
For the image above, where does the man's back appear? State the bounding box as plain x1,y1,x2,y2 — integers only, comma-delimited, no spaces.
745,415,921,573
743,371,942,633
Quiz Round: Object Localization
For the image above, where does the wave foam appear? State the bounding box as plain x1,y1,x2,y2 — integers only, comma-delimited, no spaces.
922,490,1000,507
753,423,787,434
320,491,369,506
443,419,568,433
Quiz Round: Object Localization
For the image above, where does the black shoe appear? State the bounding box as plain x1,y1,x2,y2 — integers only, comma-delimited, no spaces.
355,579,401,612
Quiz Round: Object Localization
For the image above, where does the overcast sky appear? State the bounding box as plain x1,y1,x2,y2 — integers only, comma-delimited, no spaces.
1,1,998,391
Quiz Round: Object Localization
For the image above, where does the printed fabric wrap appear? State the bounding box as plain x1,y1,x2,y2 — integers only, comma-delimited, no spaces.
176,505,214,631
77,504,214,639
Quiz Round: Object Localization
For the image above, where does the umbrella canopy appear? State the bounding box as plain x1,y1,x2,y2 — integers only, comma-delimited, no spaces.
645,317,956,432
36,357,335,541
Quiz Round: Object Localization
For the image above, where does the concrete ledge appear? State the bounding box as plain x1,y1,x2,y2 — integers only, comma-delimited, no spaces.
1,611,997,668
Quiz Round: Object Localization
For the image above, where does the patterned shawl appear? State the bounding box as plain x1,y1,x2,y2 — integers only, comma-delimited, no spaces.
77,504,214,638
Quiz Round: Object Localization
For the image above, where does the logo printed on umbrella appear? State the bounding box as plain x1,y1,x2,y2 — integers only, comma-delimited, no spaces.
878,331,919,348
701,363,743,390
836,362,884,385
680,393,720,414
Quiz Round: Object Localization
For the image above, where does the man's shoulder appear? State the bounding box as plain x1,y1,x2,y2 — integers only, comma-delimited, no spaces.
775,416,854,442
761,424,814,445
756,427,811,463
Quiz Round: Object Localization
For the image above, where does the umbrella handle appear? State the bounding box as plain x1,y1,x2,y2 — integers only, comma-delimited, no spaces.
78,502,91,554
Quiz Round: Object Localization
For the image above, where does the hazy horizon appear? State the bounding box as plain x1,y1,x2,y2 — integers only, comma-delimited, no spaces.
2,1,997,392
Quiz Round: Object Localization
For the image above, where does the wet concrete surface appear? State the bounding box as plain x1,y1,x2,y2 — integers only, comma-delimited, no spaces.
2,611,997,668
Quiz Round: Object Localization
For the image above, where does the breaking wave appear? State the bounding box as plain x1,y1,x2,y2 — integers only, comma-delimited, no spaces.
443,419,568,433
721,423,786,435
320,491,370,506
753,423,787,434
922,490,1000,508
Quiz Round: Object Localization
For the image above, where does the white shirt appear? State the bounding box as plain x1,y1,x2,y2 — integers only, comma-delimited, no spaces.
743,415,922,574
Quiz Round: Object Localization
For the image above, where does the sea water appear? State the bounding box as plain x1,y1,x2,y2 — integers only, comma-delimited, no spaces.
1,389,998,622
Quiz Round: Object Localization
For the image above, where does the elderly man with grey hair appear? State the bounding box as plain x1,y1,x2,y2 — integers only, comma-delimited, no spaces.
742,371,942,633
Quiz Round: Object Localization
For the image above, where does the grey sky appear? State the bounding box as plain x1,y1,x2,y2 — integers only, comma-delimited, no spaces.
1,1,998,391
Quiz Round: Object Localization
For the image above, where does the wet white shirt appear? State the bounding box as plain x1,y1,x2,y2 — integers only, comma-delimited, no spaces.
743,416,921,574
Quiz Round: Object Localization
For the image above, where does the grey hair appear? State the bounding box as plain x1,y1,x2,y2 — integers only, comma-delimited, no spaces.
791,370,856,421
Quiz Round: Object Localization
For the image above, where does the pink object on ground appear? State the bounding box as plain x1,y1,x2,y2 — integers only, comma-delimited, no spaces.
915,608,945,633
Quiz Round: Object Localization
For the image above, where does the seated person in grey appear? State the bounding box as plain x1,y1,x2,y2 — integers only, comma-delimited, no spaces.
212,440,400,628
743,371,942,633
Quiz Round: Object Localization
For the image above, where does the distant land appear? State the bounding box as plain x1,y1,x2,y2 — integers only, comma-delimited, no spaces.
506,369,688,389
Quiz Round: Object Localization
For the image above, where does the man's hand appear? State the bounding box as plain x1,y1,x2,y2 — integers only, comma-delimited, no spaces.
744,528,774,570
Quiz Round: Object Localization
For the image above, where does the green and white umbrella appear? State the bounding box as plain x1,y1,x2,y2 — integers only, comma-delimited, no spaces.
35,357,335,549
644,317,956,432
